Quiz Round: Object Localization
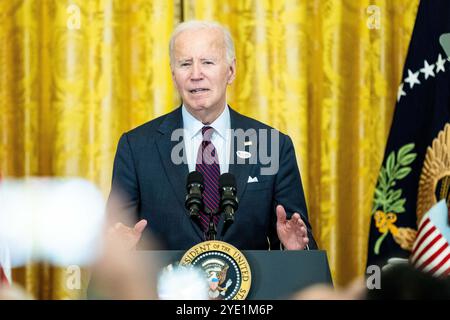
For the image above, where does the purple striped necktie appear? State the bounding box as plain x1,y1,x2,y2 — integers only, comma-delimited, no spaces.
196,126,221,233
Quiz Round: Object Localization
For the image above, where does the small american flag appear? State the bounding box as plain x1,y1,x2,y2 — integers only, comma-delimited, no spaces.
0,173,9,286
0,267,9,286
0,175,11,286
410,200,450,277
0,245,11,286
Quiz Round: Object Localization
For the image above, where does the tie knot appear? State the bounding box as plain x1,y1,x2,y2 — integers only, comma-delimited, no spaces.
201,126,214,141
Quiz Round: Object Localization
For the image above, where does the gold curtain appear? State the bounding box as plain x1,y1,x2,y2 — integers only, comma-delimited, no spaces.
1,0,181,299
0,0,418,298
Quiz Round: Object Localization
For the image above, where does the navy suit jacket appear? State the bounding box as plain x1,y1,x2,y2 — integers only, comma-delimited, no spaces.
110,106,317,250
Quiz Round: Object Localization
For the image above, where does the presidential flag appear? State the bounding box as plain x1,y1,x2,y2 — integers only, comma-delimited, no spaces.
367,0,450,267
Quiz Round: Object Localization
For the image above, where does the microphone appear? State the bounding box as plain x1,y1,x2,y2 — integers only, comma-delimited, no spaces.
185,171,204,220
219,173,238,230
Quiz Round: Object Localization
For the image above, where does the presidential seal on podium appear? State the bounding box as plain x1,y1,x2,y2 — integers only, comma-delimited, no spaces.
180,240,252,300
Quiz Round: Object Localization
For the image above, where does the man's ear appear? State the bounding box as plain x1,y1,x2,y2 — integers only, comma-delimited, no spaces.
227,59,236,84
171,68,180,89
170,67,176,82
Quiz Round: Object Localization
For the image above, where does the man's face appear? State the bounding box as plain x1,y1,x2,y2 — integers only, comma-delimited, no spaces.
171,28,236,122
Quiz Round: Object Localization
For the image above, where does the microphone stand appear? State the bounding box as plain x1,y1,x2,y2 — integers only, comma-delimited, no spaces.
205,208,218,241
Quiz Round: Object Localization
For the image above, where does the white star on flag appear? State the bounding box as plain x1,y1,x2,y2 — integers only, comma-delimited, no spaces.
404,69,421,89
397,83,406,102
420,60,435,79
435,54,446,73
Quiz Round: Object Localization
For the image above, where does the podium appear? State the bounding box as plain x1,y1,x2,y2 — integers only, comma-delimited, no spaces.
144,250,332,299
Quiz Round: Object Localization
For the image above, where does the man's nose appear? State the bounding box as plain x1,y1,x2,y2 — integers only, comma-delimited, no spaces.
190,62,204,81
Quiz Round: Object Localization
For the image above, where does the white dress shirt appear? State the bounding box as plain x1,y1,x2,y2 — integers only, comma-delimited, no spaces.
182,104,231,174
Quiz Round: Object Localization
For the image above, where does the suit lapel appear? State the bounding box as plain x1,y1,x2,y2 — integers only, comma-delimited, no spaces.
155,107,204,239
217,107,256,238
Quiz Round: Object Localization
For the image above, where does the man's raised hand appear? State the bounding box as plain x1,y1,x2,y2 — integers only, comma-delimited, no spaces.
276,205,309,250
108,219,147,251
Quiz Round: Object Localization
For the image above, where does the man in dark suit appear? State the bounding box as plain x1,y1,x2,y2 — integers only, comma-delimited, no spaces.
109,20,317,251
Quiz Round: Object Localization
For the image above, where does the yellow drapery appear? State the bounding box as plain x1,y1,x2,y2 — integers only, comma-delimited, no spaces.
0,0,418,298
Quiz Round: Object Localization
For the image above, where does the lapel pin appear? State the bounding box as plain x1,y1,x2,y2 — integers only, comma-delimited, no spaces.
236,151,251,159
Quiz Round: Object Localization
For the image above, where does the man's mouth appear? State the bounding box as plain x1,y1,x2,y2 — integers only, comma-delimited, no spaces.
189,88,210,94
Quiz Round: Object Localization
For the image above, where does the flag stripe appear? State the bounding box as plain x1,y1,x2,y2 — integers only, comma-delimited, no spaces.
435,263,450,278
411,224,438,261
428,251,450,275
412,234,445,267
412,218,432,252
417,241,449,271
441,266,450,278
417,217,431,237
412,228,442,263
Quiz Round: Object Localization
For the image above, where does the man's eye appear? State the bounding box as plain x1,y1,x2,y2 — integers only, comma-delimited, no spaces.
203,61,214,65
180,63,191,67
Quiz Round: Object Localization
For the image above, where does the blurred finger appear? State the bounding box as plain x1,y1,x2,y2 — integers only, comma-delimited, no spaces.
297,216,306,226
134,219,147,234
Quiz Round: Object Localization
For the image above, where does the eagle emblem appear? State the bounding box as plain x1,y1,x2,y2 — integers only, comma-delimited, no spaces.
202,258,233,299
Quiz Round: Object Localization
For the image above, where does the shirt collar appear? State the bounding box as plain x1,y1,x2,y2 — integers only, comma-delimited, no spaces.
182,104,230,140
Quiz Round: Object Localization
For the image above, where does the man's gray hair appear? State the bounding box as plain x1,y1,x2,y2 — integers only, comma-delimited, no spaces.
169,20,236,67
